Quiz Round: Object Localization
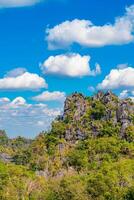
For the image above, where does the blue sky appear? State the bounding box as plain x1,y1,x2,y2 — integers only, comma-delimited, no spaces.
0,0,134,138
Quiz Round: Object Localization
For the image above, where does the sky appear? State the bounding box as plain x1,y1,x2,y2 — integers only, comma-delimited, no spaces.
0,0,134,138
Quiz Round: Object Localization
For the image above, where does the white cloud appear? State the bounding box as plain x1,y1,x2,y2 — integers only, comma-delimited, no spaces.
0,96,63,137
42,107,61,117
11,97,27,106
33,91,66,102
0,71,48,90
46,5,134,49
0,0,42,8
97,66,134,90
41,53,101,77
119,90,129,99
119,89,134,99
0,97,10,103
0,97,29,109
90,63,101,76
37,120,45,126
131,91,134,95
5,68,27,77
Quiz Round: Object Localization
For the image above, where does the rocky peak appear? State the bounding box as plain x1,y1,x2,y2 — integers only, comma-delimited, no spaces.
93,90,117,104
93,90,104,100
61,91,134,142
102,90,117,104
63,92,87,121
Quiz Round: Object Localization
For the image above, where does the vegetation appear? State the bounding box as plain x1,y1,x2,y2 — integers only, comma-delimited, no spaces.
0,92,134,199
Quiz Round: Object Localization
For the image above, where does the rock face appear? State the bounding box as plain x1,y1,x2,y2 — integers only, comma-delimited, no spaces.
63,92,87,121
61,91,134,141
117,101,133,137
0,153,12,163
63,93,88,142
102,90,115,104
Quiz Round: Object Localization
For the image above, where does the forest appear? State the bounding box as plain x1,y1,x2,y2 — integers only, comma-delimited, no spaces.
0,91,134,200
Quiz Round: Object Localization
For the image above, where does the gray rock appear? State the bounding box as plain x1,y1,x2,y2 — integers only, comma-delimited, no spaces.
102,90,116,104
63,92,87,121
36,169,50,178
93,90,104,100
0,153,12,163
117,101,133,137
65,128,73,141
76,129,86,140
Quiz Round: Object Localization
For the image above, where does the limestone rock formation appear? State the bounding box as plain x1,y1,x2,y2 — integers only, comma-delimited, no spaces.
61,91,134,141
63,92,87,121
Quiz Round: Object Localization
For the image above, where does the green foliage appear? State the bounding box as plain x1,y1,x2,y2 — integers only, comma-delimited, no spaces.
0,92,134,199
51,121,66,138
44,133,60,155
100,121,120,137
67,149,88,172
12,149,31,165
125,125,134,142
91,100,106,120
124,187,134,200
0,130,8,145
130,114,134,124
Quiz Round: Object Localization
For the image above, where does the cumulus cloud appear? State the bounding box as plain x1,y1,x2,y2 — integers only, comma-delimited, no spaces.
33,91,66,102
0,0,42,8
41,53,101,77
0,96,29,110
97,66,134,90
0,97,10,103
0,71,48,90
11,97,27,107
46,5,134,49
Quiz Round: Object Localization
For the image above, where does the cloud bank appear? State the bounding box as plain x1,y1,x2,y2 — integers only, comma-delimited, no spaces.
0,96,62,137
46,5,134,49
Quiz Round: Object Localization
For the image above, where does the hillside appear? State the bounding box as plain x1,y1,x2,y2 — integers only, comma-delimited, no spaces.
0,91,134,200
